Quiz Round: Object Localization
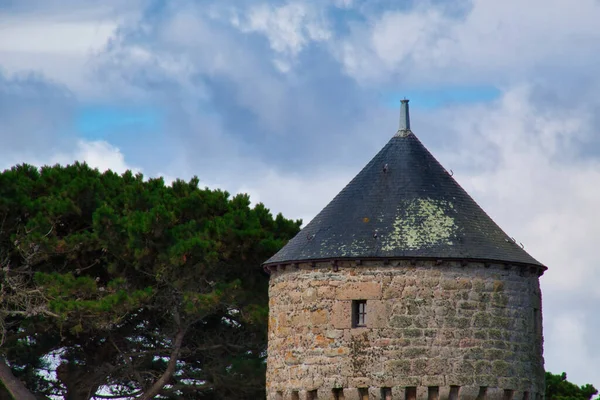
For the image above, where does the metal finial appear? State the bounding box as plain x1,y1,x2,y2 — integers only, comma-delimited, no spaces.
399,99,410,131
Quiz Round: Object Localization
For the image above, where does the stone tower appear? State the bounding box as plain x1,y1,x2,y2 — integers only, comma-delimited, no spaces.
263,100,545,400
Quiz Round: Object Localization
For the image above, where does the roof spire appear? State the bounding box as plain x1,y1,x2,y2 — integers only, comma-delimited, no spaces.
399,99,410,132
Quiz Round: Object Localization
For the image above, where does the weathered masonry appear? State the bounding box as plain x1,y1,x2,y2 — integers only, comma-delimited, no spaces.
263,100,546,400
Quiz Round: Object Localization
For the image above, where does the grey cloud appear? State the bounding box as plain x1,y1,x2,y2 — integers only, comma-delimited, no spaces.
0,72,79,168
92,1,402,179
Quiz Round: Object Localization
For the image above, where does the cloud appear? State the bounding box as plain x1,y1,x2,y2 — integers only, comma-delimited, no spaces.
0,1,142,96
1,137,139,176
334,0,600,86
232,2,331,71
0,71,77,164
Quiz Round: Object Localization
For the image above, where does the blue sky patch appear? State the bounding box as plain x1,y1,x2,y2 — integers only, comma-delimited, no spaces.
75,105,163,139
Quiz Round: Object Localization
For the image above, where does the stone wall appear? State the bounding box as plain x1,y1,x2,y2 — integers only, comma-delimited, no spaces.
266,260,544,400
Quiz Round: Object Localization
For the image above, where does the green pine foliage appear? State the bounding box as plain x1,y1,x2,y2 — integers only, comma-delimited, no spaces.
0,163,301,399
546,372,598,400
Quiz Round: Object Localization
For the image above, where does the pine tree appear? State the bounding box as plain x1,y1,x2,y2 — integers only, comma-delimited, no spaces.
0,163,300,399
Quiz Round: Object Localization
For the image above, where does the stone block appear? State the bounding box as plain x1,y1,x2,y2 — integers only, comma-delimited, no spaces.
383,282,405,299
438,386,451,400
302,287,318,302
332,301,352,329
349,377,371,388
487,387,505,400
392,386,406,400
317,285,337,299
344,388,361,400
417,386,429,400
397,376,421,386
324,347,351,357
453,360,475,375
317,388,336,400
459,386,480,400
297,390,308,400
368,386,384,400
492,360,510,376
323,377,348,389
478,375,499,387
421,375,445,387
385,359,411,376
390,315,414,328
368,300,390,328
498,377,520,389
412,358,428,375
404,328,423,337
337,282,382,300
426,359,448,376
310,309,330,326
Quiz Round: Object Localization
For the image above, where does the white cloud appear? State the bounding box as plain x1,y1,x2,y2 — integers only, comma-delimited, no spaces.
335,0,600,85
65,140,140,174
236,167,352,224
0,19,116,54
233,2,330,69
2,140,139,175
546,313,600,389
0,3,140,97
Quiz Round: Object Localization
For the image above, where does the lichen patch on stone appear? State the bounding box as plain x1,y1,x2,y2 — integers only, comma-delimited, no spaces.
381,198,457,251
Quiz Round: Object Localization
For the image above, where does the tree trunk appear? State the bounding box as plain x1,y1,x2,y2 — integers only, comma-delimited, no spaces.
57,363,103,400
0,358,37,400
136,328,186,400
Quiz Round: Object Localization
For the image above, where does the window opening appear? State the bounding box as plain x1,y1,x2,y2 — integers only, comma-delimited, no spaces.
352,300,367,327
382,387,392,400
358,388,369,400
406,387,417,400
428,386,439,400
477,387,487,400
333,388,345,400
449,386,460,400
307,390,318,400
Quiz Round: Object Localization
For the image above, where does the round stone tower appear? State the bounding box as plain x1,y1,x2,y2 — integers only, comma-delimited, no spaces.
263,100,546,400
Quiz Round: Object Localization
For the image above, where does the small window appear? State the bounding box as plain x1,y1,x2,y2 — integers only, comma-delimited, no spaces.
428,386,439,400
292,391,300,400
333,388,345,400
382,387,392,400
308,390,318,400
449,386,460,400
477,387,487,400
352,300,367,327
358,388,369,400
406,387,417,400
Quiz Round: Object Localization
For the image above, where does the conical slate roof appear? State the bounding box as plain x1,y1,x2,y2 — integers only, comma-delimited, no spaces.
265,105,544,269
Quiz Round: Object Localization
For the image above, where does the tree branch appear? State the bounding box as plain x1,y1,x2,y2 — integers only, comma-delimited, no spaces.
0,358,37,400
135,328,186,400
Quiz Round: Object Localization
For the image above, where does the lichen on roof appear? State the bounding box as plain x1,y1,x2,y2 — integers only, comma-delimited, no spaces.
381,198,457,252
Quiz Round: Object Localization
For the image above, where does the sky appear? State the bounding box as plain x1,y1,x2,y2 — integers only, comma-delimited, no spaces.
1,0,600,391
